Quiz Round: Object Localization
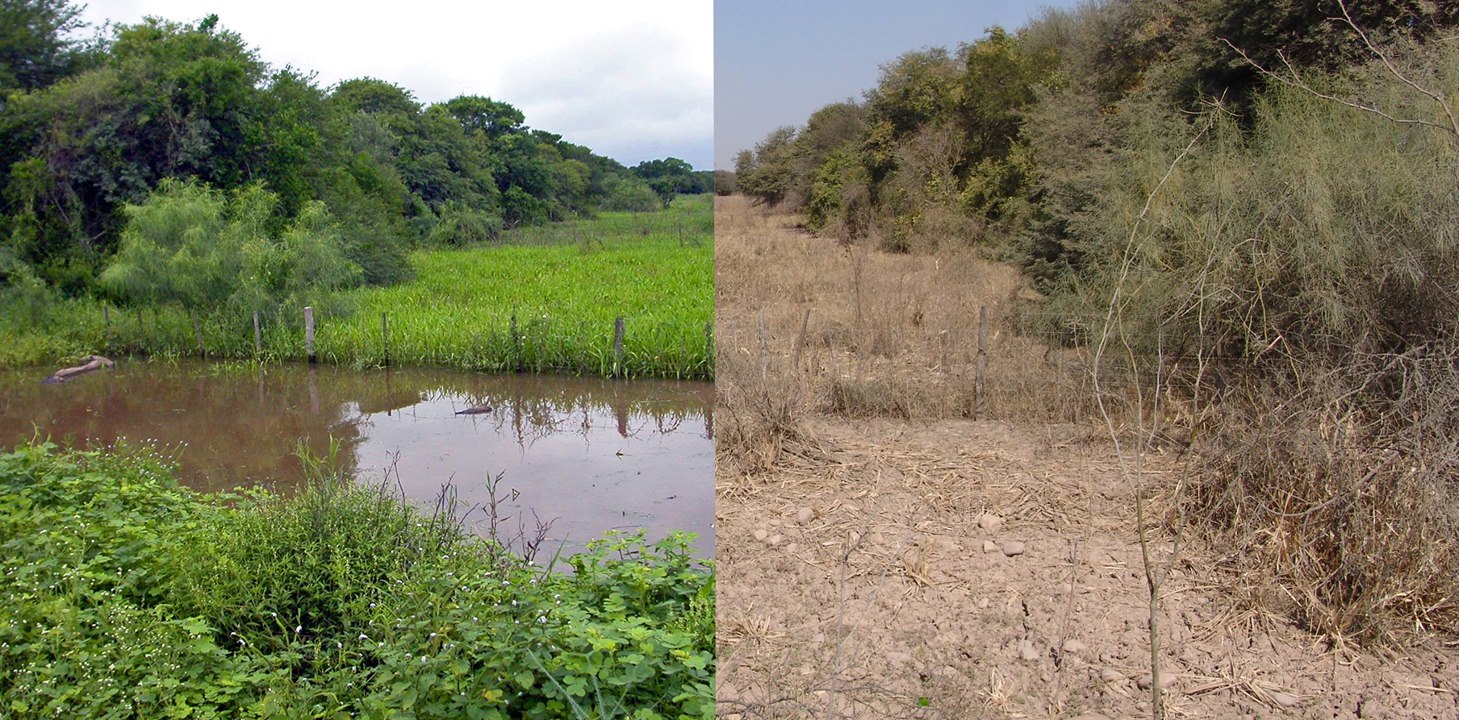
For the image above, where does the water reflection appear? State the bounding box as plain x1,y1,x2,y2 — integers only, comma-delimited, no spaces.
0,361,714,557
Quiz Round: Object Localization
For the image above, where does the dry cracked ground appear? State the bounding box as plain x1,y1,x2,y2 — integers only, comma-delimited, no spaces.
712,196,1458,720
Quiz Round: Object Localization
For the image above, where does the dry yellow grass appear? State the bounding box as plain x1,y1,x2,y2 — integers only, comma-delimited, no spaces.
715,195,1103,472
713,195,1459,720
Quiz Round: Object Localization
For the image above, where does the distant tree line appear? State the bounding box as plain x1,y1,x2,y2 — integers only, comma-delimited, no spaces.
734,0,1458,275
0,1,706,304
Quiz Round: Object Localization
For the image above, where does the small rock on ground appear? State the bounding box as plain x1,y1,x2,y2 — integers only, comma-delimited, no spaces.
1018,639,1041,662
978,513,1005,531
983,540,999,553
1137,673,1179,690
1001,540,1026,557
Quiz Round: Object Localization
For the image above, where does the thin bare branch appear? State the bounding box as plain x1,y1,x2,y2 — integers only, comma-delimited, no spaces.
1336,0,1459,138
1222,4,1459,142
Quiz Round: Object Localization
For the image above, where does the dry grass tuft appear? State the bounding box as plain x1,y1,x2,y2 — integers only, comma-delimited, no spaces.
1187,351,1459,644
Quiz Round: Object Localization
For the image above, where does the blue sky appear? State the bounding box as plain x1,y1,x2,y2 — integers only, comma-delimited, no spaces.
715,0,1085,169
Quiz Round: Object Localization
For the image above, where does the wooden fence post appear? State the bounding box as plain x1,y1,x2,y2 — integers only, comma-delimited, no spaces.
612,316,626,378
976,305,989,419
757,311,768,381
792,308,812,371
304,306,316,364
191,311,205,358
511,313,522,372
381,312,390,367
253,311,262,355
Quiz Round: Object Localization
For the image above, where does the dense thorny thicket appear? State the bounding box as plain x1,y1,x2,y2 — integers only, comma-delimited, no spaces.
735,0,1459,643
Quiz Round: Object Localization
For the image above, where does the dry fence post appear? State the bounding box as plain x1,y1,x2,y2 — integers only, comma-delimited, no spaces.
792,307,812,371
941,320,952,373
757,310,769,381
304,306,316,364
976,305,989,419
253,311,262,355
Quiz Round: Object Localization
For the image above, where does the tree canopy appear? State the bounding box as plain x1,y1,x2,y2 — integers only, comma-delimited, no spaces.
0,0,689,299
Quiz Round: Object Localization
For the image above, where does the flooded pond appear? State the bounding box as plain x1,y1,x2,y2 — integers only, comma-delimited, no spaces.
0,360,714,558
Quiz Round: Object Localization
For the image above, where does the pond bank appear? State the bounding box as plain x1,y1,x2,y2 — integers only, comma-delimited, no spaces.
0,359,714,559
0,443,714,719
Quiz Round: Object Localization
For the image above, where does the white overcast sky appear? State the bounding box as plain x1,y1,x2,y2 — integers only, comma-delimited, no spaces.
78,1,714,170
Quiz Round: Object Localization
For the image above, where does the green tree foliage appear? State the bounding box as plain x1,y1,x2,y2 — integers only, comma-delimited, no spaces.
99,178,361,313
0,0,93,93
0,16,274,284
0,10,676,303
739,0,1459,260
631,156,709,207
712,169,737,195
735,126,798,206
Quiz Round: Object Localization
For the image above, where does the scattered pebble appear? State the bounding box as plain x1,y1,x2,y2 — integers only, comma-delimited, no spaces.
796,507,814,524
1099,668,1122,684
1001,540,1026,557
983,540,999,553
886,651,912,665
766,534,783,547
753,529,768,542
978,513,1005,532
977,597,990,609
1137,673,1179,690
1018,639,1041,662
1062,639,1087,655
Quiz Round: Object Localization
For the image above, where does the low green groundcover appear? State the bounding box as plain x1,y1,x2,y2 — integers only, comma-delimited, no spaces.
0,443,714,719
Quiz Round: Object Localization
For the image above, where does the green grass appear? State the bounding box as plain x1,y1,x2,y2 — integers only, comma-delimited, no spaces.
0,196,714,379
0,442,715,719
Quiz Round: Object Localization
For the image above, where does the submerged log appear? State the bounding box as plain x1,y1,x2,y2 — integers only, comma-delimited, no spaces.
455,404,493,415
41,355,116,385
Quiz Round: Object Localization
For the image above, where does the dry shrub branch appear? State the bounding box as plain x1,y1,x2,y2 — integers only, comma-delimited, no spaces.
1071,35,1459,646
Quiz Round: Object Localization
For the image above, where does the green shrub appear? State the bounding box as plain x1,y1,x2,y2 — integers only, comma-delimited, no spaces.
0,443,715,718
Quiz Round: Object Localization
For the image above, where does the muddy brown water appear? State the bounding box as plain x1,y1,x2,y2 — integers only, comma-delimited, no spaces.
0,360,714,558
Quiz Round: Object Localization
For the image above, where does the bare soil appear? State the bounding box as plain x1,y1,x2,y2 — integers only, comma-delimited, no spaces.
713,196,1459,719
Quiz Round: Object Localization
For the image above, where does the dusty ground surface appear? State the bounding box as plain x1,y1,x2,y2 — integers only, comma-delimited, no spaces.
713,196,1459,719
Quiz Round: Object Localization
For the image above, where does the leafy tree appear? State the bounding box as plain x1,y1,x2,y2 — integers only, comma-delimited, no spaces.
0,0,92,93
441,95,525,139
735,127,797,206
712,170,736,196
632,157,697,207
330,77,420,118
99,178,360,313
0,15,274,282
